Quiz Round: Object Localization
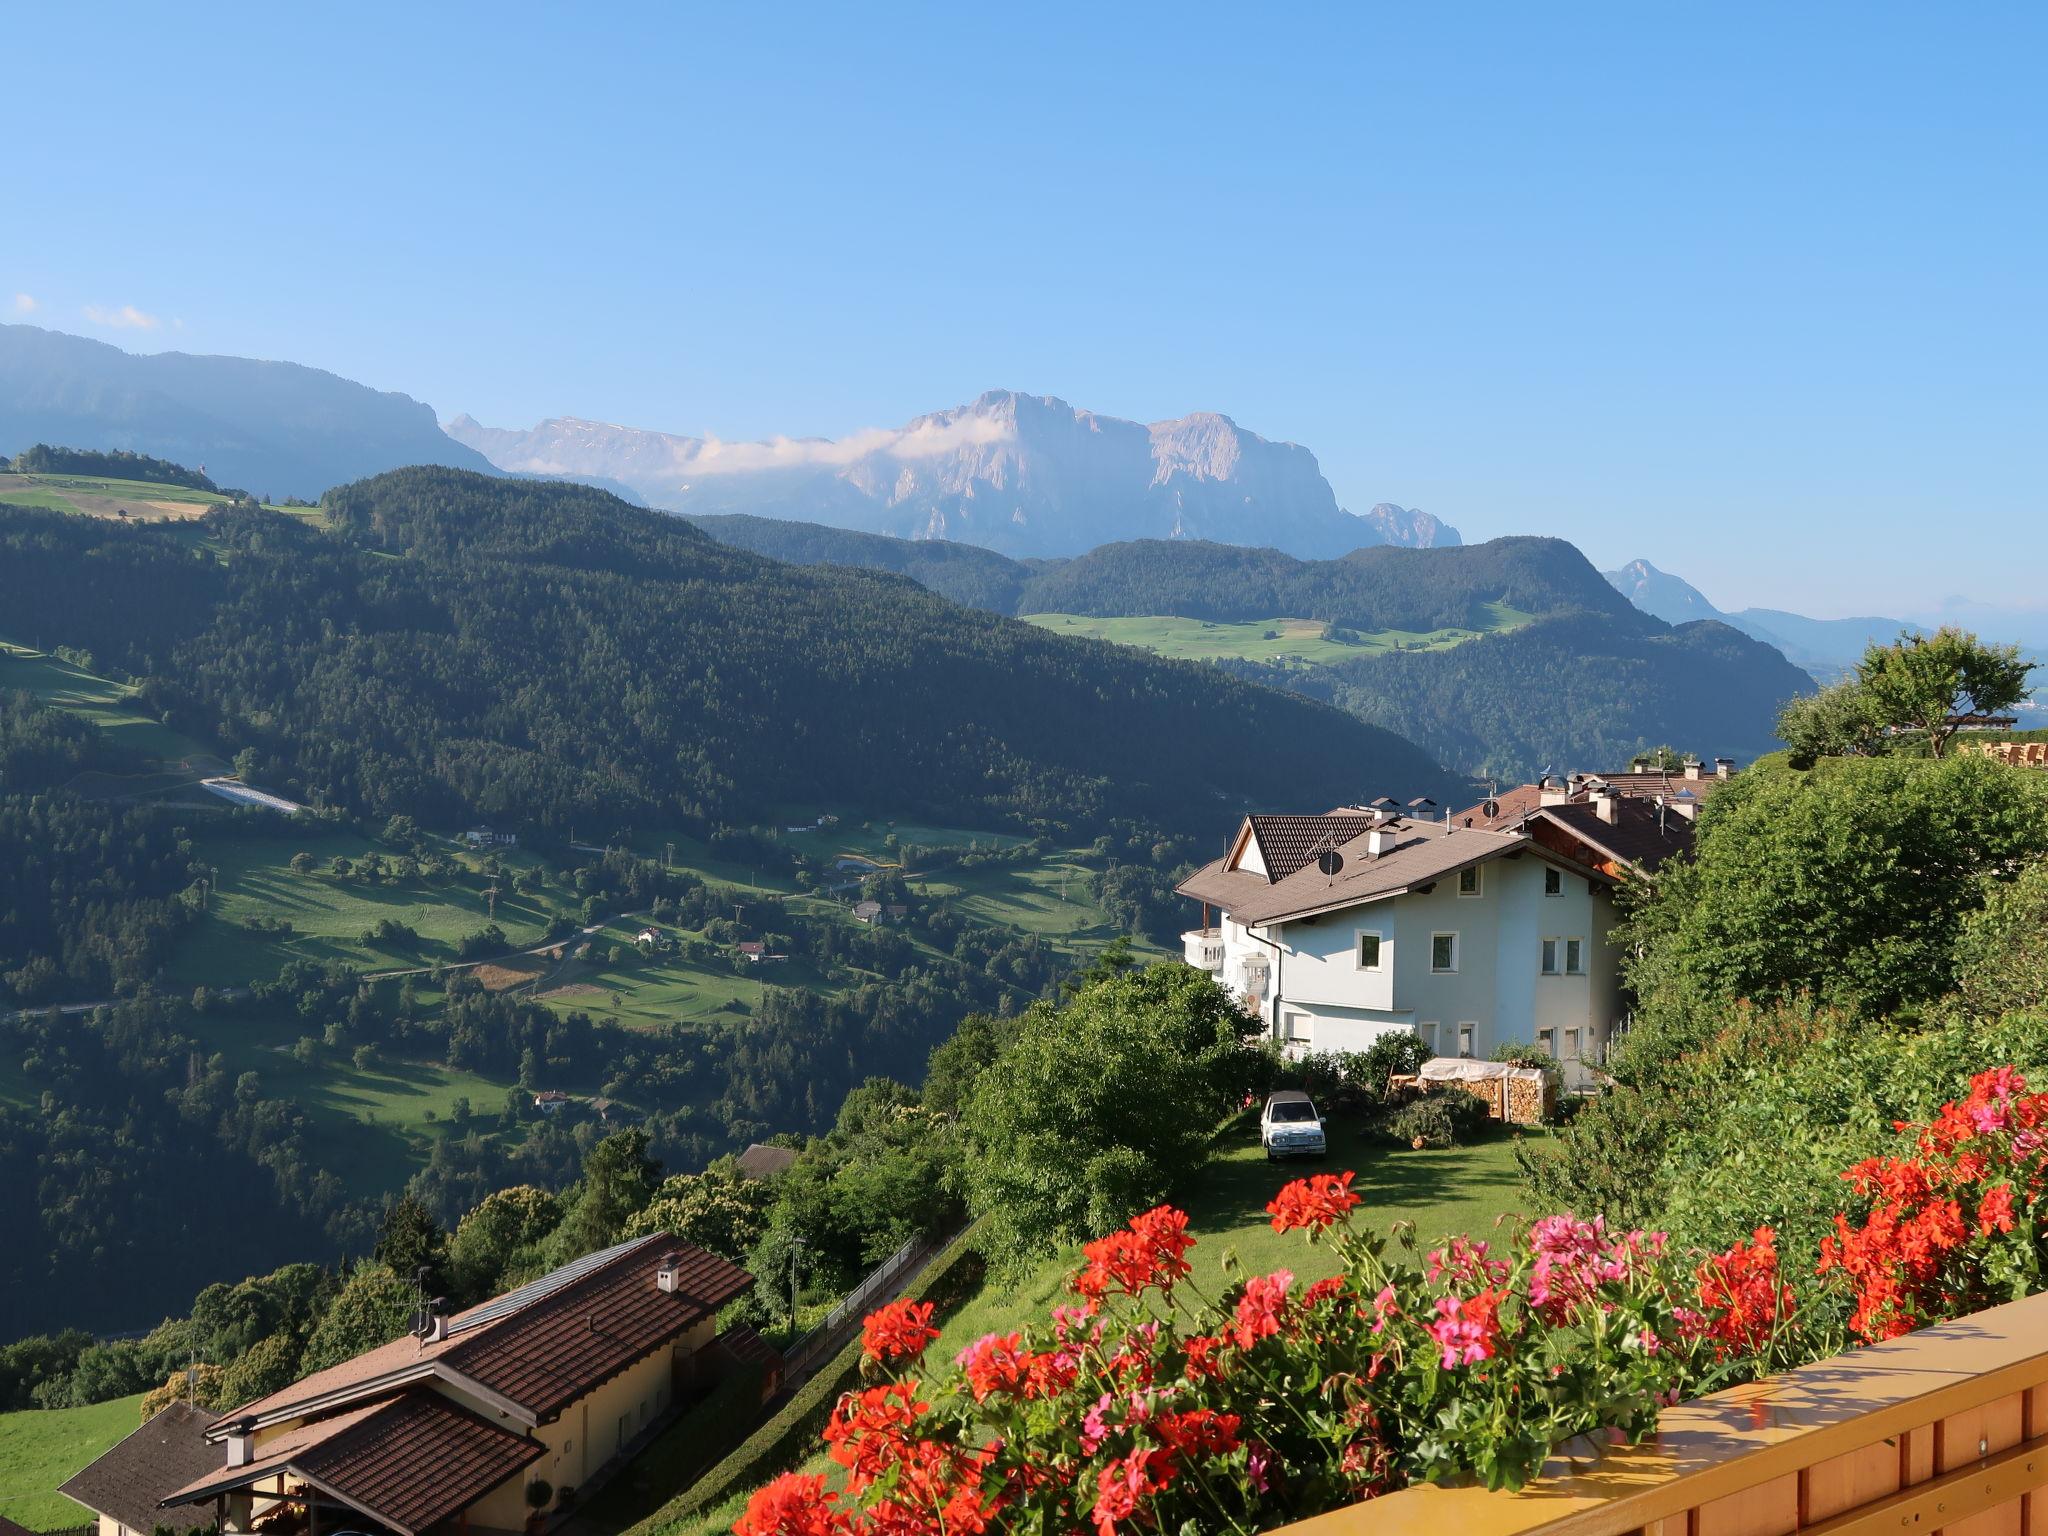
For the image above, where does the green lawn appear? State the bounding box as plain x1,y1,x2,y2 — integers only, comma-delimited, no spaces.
0,1392,144,1531
0,639,211,765
184,1009,518,1197
669,1120,1542,1536
1020,604,1534,665
534,919,831,1029
169,828,580,986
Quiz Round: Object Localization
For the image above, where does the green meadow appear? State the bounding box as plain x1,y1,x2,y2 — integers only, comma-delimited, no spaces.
1021,602,1534,665
169,827,581,987
0,1392,146,1530
0,639,212,765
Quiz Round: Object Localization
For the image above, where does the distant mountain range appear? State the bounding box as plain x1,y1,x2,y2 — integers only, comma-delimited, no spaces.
446,390,1460,560
1603,559,1921,682
0,324,495,499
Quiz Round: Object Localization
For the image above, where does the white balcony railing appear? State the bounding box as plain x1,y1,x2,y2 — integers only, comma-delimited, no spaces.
1181,928,1226,971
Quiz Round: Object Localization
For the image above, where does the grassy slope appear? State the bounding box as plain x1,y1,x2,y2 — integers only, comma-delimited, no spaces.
1020,602,1533,665
0,639,210,764
0,1392,144,1530
170,827,580,987
667,1120,1543,1536
183,1005,517,1198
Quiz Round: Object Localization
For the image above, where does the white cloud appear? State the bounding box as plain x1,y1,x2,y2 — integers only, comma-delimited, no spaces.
677,412,1015,477
83,302,161,330
11,293,37,315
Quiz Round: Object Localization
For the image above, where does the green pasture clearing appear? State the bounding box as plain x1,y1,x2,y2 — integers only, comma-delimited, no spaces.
184,1008,518,1197
0,638,211,764
0,1391,145,1531
1021,603,1534,665
532,918,833,1029
911,856,1151,955
0,470,226,520
169,828,580,987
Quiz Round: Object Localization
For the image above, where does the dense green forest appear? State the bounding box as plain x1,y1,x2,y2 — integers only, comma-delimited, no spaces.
689,516,1813,778
4,443,220,492
0,472,1456,839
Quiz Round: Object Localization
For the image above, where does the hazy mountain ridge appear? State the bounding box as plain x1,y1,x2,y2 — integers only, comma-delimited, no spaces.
1604,557,1919,680
448,390,1462,559
0,323,495,498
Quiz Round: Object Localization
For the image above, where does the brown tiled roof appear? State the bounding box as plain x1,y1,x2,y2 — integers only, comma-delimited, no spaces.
736,1143,799,1179
1534,800,1696,873
1242,814,1375,882
1452,784,1547,830
710,1323,784,1375
59,1400,219,1535
1179,818,1582,927
218,1233,752,1429
168,1392,541,1536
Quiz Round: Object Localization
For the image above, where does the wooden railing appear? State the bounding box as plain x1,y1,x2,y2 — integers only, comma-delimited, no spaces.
1271,1287,2048,1536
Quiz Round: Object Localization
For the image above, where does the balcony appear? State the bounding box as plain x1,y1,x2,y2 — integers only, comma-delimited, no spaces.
1181,927,1226,971
1268,1286,2048,1536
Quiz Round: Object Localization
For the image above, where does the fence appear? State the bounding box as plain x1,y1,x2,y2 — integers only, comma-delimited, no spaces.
781,1229,947,1384
1271,1286,2048,1536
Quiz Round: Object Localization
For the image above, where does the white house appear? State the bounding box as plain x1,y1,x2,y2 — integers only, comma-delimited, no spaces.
1177,789,1682,1087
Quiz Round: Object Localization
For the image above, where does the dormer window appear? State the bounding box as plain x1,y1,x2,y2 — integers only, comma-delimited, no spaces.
1457,866,1482,897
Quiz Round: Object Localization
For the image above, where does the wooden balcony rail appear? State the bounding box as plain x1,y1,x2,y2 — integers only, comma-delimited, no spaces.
1270,1287,2048,1536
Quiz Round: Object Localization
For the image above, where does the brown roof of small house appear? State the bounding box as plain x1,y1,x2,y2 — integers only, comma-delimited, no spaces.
167,1391,540,1536
216,1233,751,1429
710,1322,784,1376
1534,800,1696,872
60,1400,219,1535
736,1143,799,1179
1179,817,1582,927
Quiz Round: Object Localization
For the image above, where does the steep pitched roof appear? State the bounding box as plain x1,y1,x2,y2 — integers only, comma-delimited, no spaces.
167,1392,540,1536
1239,814,1376,883
59,1400,219,1535
1180,818,1575,927
216,1233,752,1430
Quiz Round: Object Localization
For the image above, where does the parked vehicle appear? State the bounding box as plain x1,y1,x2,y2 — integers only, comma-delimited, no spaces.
1260,1089,1328,1160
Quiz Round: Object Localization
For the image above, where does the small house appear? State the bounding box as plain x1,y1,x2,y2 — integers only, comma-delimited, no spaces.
852,899,882,924
736,1143,799,1180
737,941,766,962
533,1089,571,1115
60,1400,219,1536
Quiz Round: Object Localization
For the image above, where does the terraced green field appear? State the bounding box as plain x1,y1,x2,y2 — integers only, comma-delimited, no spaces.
0,469,227,520
0,639,212,764
1021,602,1534,664
0,1391,145,1530
169,827,580,986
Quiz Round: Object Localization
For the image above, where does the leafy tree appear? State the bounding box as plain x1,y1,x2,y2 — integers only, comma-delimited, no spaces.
1620,753,2048,1020
549,1129,661,1262
216,1331,301,1408
1954,859,2048,1019
141,1363,228,1418
960,963,1258,1268
1855,626,2034,758
447,1185,562,1303
289,851,315,874
624,1164,774,1264
1776,679,1884,768
298,1264,414,1374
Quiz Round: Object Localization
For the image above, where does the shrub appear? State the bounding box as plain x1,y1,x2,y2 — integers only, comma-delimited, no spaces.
1379,1084,1492,1149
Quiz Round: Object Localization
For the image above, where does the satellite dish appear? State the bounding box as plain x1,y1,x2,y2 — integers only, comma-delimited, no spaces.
1482,799,1501,820
1316,850,1345,877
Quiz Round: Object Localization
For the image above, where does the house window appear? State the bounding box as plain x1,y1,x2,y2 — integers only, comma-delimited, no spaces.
1458,865,1482,897
1356,932,1384,971
1457,1022,1476,1057
1540,938,1560,975
1566,938,1586,975
1431,933,1458,972
1420,1021,1440,1055
1544,866,1562,896
1537,1026,1555,1057
1564,1027,1581,1059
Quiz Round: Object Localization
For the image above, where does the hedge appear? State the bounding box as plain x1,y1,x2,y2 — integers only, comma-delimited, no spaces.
628,1230,987,1536
579,1359,768,1530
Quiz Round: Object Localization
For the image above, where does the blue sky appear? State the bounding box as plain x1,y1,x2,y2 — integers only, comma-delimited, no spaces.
4,2,2043,620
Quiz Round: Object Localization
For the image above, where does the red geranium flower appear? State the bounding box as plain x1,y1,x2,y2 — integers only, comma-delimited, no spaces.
862,1296,940,1364
1266,1171,1361,1234
735,1472,853,1536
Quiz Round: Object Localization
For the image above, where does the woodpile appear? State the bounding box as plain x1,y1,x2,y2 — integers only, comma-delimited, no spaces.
1504,1071,1553,1127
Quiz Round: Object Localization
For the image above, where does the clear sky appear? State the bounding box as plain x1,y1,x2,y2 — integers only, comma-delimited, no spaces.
4,2,2043,620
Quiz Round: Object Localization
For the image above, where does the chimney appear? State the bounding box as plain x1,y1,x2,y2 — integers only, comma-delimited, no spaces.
1682,759,1703,781
1365,825,1397,858
1594,790,1619,825
657,1252,684,1294
1714,756,1735,779
1669,793,1699,821
1538,773,1572,807
226,1419,257,1468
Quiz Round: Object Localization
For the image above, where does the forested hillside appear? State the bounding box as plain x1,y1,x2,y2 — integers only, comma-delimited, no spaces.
0,470,1457,841
689,515,1811,778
